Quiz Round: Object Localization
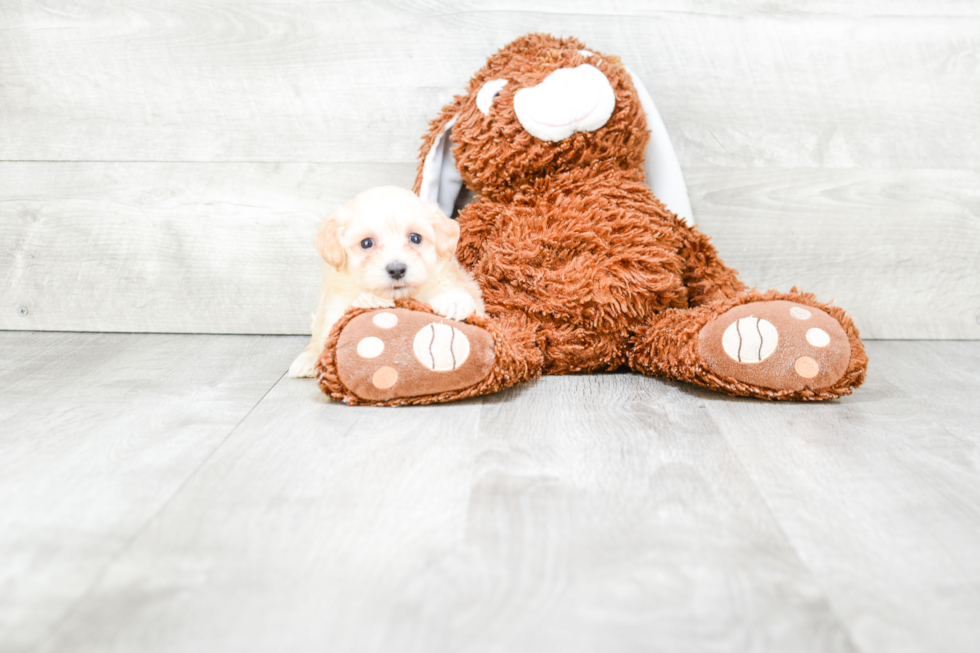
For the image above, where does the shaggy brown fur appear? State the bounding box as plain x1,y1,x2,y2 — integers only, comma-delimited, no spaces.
318,33,867,404
630,288,868,401
418,37,649,197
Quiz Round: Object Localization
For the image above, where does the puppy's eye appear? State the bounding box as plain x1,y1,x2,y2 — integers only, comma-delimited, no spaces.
409,233,422,245
476,78,508,115
360,238,374,249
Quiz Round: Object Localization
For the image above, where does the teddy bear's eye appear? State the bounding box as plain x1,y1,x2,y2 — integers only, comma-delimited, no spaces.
360,238,374,249
476,78,508,115
409,233,422,245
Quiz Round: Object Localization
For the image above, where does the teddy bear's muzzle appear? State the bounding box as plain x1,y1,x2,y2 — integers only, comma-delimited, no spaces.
513,64,616,142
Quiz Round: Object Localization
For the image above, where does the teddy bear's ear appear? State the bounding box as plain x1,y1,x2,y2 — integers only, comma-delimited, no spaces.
625,68,695,226
415,107,464,220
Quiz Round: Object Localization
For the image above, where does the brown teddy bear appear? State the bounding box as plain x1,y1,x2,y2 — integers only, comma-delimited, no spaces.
316,33,867,405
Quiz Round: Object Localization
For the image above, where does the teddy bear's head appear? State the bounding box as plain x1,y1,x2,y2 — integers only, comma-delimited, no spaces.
413,33,693,225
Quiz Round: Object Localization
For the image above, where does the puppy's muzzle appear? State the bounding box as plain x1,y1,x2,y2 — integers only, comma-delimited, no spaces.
386,261,408,280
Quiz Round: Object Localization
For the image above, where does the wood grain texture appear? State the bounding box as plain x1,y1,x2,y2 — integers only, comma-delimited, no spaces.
0,162,413,334
0,334,980,653
3,336,979,652
1,1,978,168
2,163,977,338
1,1,978,336
0,331,303,653
702,341,980,653
688,167,980,340
33,374,855,653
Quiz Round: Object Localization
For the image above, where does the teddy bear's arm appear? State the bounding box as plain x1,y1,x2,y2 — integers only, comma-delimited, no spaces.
674,221,746,305
455,198,501,271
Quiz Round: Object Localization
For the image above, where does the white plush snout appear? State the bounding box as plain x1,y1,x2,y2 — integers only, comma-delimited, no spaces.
513,64,616,142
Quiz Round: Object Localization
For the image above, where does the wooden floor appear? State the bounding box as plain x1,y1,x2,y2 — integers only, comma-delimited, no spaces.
3,3,977,651
1,334,978,653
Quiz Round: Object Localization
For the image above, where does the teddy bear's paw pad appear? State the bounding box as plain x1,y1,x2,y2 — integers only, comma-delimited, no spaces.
698,300,851,392
335,309,495,401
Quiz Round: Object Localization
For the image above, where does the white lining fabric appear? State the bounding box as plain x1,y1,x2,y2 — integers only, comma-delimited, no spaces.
418,70,694,226
476,79,508,115
418,116,462,218
625,68,694,225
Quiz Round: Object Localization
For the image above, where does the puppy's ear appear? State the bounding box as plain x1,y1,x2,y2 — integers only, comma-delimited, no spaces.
314,213,346,269
429,205,460,260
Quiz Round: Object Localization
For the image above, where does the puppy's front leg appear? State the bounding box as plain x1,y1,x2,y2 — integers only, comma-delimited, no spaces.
288,269,334,378
351,292,396,310
288,307,329,378
288,294,359,378
429,289,478,322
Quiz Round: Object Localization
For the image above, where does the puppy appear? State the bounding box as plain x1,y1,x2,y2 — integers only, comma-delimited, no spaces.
288,186,484,378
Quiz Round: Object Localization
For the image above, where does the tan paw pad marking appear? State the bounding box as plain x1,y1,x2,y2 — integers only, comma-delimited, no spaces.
336,308,496,401
413,323,470,371
372,312,398,329
806,328,830,347
699,300,852,393
372,366,398,389
794,356,820,378
356,336,384,358
722,317,778,363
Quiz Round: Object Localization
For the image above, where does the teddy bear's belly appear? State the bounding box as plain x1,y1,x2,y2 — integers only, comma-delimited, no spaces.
470,232,690,372
456,173,692,372
476,244,688,314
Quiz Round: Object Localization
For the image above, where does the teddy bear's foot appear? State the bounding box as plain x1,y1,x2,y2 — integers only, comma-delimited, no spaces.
630,290,867,401
330,308,496,403
699,300,852,394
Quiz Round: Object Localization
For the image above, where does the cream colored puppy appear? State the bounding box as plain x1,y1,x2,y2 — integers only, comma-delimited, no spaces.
288,186,484,378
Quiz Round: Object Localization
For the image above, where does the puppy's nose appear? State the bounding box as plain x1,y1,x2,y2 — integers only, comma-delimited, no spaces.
386,261,407,280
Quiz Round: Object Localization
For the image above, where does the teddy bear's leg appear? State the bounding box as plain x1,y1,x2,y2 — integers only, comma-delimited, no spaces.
315,300,544,406
629,289,868,401
675,219,747,305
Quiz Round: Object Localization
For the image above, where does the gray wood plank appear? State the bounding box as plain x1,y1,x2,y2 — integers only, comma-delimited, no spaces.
700,341,980,653
3,163,977,339
0,332,303,653
866,341,980,442
689,168,980,341
0,161,413,334
35,373,855,653
0,1,977,168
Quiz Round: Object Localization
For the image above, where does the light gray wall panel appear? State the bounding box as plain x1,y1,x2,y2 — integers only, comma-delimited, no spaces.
2,163,977,338
689,167,980,340
1,1,977,337
0,162,413,334
1,1,977,168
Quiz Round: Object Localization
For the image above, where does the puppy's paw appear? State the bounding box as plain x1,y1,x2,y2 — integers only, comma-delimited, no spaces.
352,292,396,310
430,290,478,322
288,349,320,378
